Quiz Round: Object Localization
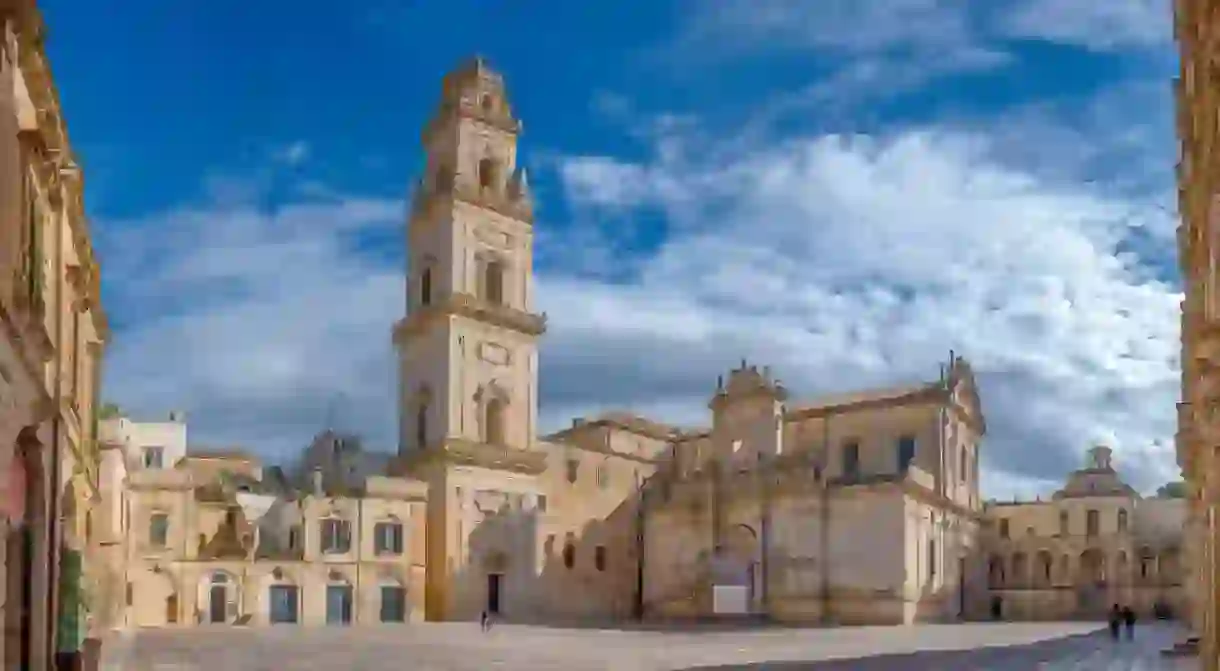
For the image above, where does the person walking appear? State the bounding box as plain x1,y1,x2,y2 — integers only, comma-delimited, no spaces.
481,609,490,632
1122,605,1136,640
1108,604,1122,641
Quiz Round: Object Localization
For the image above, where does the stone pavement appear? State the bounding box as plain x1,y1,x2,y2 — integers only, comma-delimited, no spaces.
101,621,1198,670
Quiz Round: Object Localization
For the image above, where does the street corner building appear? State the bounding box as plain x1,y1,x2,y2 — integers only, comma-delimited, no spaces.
1175,0,1220,668
0,0,112,669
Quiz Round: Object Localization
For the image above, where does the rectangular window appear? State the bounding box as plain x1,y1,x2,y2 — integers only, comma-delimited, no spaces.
374,522,404,555
268,585,299,624
1086,509,1100,537
897,435,916,472
536,494,547,512
842,441,860,479
379,585,407,623
566,459,579,484
1059,511,1069,536
149,513,169,547
143,446,164,470
927,539,936,580
999,518,1009,539
320,519,352,554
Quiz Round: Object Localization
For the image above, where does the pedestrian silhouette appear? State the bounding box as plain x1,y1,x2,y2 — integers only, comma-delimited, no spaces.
1122,605,1136,640
1108,604,1121,641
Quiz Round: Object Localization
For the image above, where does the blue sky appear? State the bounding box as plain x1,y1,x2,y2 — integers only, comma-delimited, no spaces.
40,0,1180,496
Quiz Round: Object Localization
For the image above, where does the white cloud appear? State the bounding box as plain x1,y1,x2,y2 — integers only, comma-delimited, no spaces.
999,0,1171,50
272,140,311,167
544,125,1181,495
99,111,1181,497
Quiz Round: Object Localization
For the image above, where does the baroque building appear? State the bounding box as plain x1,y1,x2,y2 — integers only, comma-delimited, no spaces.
982,447,1186,622
1175,0,1218,666
98,415,428,628
0,1,109,669
390,58,989,626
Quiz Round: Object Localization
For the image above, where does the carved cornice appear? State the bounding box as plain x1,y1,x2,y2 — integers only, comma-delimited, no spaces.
398,438,548,476
412,181,534,226
422,103,521,147
393,292,547,344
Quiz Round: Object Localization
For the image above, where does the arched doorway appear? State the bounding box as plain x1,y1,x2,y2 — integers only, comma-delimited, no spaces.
1077,549,1106,616
484,551,508,617
712,524,759,615
202,571,236,624
7,428,42,670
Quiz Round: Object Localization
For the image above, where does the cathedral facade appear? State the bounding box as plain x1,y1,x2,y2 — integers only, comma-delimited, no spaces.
389,58,990,626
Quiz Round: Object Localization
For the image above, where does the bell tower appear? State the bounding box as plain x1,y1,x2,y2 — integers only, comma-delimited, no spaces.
392,57,549,621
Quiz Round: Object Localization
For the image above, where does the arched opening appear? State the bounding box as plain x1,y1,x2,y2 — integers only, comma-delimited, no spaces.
420,267,433,306
715,524,760,614
1140,546,1156,582
1036,551,1054,587
1010,552,1027,588
484,397,505,445
205,571,235,624
416,400,429,450
165,593,179,624
987,555,1004,588
483,259,504,305
478,157,499,190
481,93,495,112
1079,548,1105,585
562,544,575,569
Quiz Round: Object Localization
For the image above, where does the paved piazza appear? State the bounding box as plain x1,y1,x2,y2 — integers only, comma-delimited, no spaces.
102,622,1198,670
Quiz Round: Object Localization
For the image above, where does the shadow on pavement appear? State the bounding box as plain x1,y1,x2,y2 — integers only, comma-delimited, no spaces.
680,630,1146,670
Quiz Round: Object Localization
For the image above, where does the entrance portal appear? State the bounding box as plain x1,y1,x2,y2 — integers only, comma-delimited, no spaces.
486,573,502,615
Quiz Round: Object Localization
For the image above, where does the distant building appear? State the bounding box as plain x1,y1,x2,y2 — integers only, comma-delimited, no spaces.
98,416,427,627
982,446,1186,621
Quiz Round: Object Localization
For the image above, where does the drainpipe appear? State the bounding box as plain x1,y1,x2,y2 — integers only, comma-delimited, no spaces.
820,414,831,626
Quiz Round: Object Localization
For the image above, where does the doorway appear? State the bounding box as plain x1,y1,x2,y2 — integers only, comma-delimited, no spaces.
208,585,227,623
486,573,502,615
165,593,179,624
326,584,353,625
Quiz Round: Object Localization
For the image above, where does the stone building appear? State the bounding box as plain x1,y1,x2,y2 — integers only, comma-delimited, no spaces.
1174,0,1219,666
0,1,108,668
390,58,988,626
982,447,1186,622
98,415,428,628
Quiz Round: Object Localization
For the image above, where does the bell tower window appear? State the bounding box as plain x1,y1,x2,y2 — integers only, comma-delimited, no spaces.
420,267,433,306
484,260,504,305
478,157,499,190
485,397,505,445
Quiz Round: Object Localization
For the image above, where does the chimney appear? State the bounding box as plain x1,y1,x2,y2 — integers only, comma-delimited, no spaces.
311,468,324,496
